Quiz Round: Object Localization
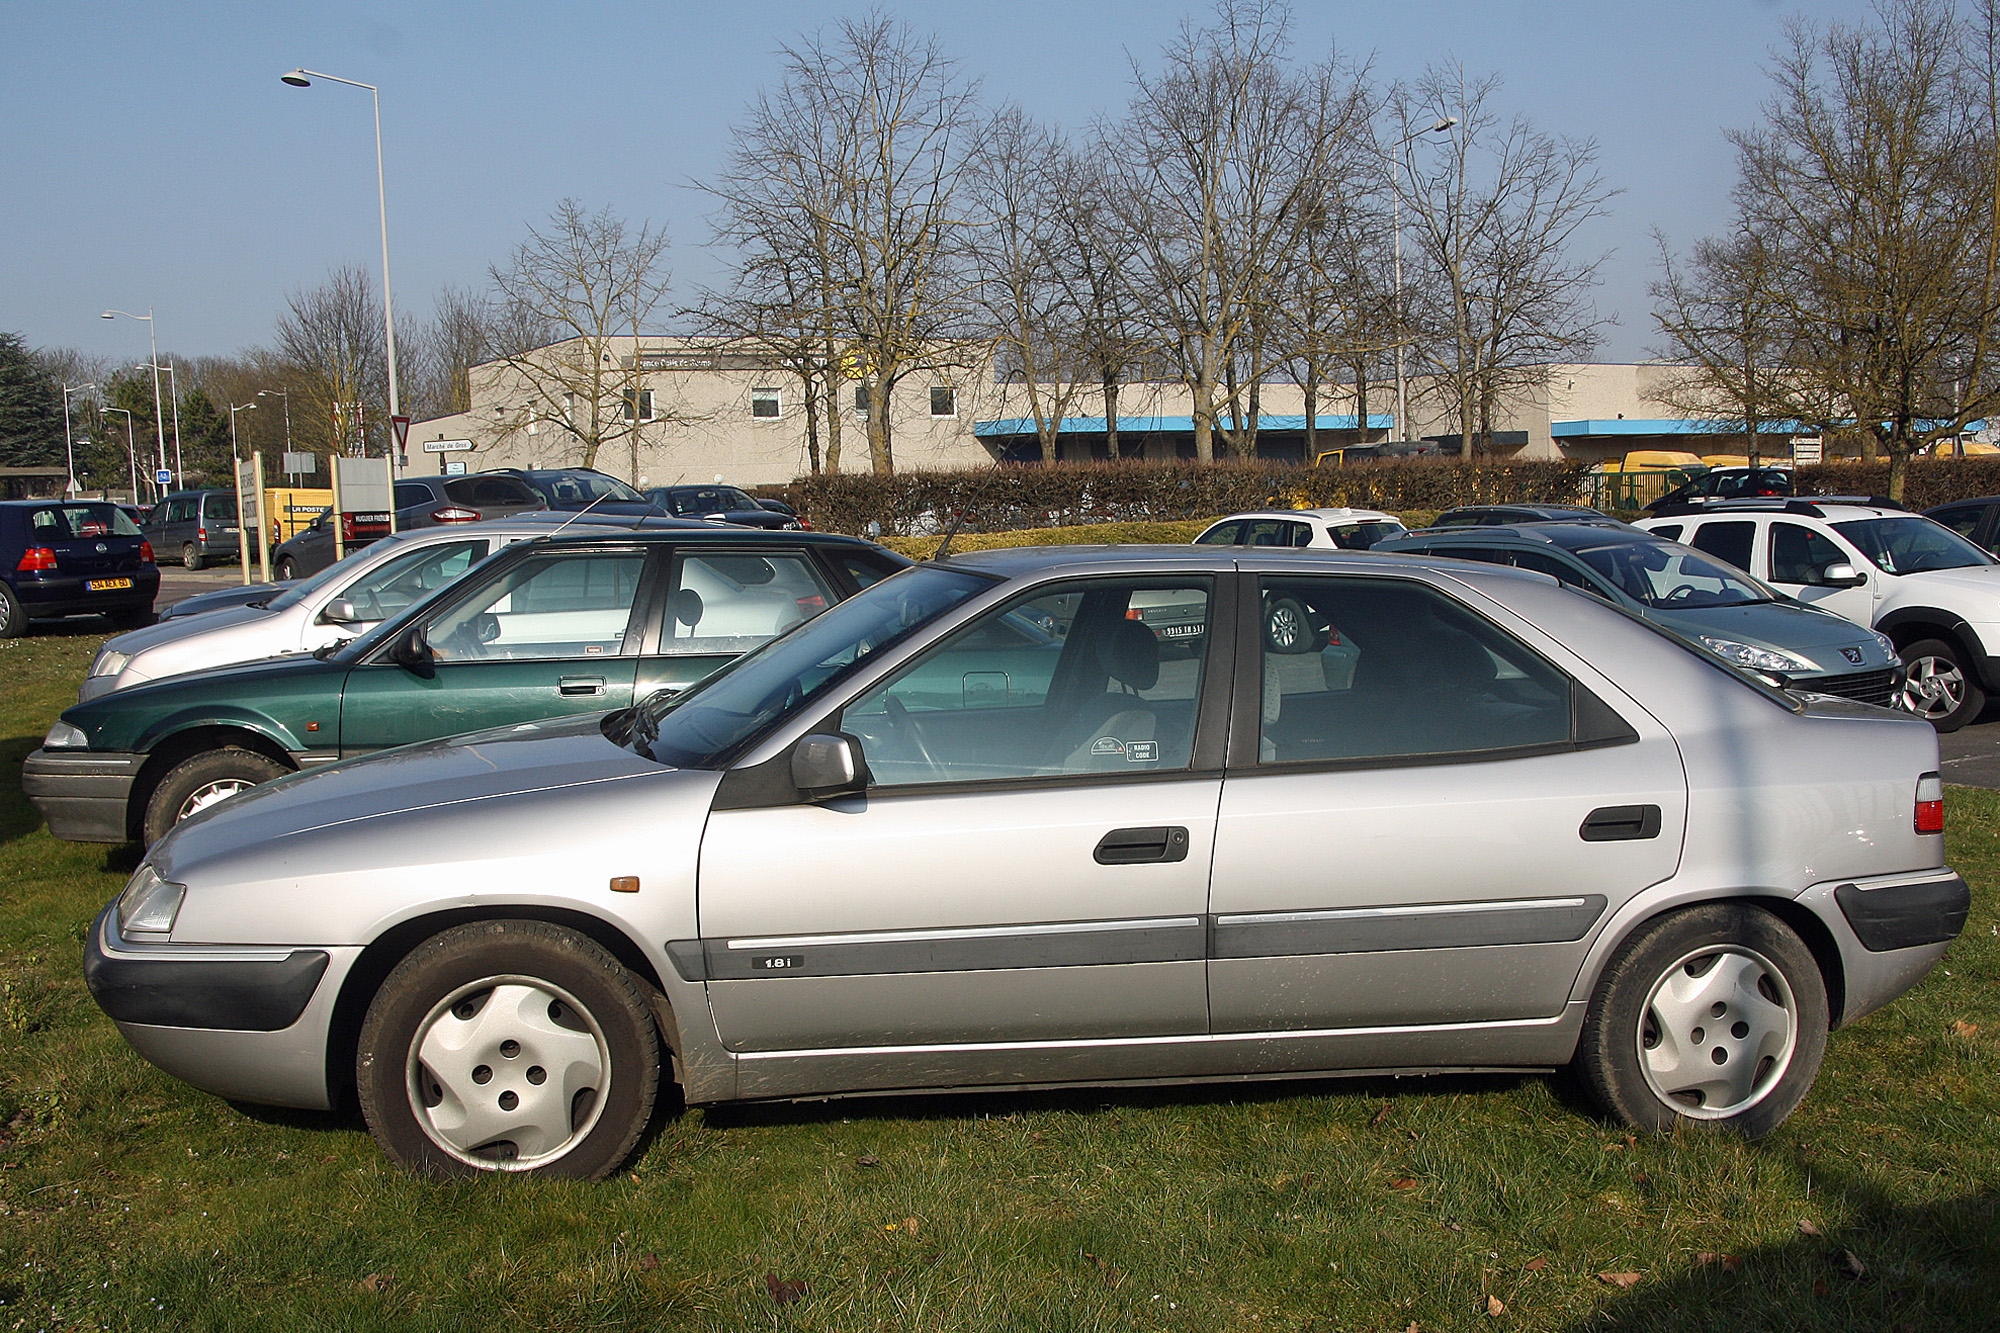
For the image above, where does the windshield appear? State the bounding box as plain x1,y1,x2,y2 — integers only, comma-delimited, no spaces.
1572,540,1774,610
630,565,994,768
266,530,415,611
529,471,647,504
1832,516,1994,573
665,486,758,515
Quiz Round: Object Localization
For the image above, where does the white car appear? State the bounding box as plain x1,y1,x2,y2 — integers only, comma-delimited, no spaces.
80,513,706,700
1194,508,1407,551
1637,498,2000,729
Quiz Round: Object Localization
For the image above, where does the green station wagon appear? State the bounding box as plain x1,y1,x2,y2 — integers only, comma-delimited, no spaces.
24,528,907,845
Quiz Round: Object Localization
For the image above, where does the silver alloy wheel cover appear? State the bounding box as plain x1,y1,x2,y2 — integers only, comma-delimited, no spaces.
1901,653,1966,720
1636,943,1798,1119
405,973,611,1171
1267,603,1304,650
174,777,262,823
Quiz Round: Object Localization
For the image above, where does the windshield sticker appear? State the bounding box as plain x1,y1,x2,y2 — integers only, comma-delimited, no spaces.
1126,740,1159,763
1090,736,1124,755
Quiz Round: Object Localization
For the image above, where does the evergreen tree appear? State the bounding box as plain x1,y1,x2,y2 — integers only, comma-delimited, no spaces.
0,332,62,467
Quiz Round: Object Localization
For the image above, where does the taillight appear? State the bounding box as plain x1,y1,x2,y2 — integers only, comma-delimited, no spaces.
796,594,827,619
340,514,361,541
16,546,56,572
430,507,481,523
196,526,207,541
140,540,154,563
1915,772,1944,834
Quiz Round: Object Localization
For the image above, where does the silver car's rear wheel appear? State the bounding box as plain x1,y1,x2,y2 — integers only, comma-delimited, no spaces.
357,921,660,1178
1574,903,1827,1137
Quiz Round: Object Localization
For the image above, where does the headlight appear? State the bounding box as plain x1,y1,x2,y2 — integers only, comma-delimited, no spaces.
1699,636,1817,674
89,648,131,678
42,720,87,749
116,864,186,935
1875,631,1898,660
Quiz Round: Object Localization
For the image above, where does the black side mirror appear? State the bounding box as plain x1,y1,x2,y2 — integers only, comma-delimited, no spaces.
390,624,436,678
791,733,868,800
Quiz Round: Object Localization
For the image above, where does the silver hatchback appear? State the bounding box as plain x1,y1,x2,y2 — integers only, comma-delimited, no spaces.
86,546,1968,1177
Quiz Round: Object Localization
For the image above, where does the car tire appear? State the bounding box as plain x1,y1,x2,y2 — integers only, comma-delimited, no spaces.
1898,637,1985,732
141,748,290,845
182,543,203,572
0,582,25,639
1264,595,1312,654
356,921,661,1179
274,556,297,581
1574,903,1827,1139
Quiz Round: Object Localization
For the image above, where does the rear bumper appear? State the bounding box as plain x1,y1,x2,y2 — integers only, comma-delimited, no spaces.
20,748,142,842
13,569,159,618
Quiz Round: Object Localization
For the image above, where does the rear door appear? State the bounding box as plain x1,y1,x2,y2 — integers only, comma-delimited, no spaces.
1209,570,1686,1034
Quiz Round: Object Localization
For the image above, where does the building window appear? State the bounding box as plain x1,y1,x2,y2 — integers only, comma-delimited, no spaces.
931,386,956,417
854,384,870,415
622,388,654,422
751,387,782,419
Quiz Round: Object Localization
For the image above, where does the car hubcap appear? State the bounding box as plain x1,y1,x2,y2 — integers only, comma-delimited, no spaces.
1268,606,1303,650
1901,656,1965,719
1637,944,1796,1118
407,976,609,1170
175,777,260,823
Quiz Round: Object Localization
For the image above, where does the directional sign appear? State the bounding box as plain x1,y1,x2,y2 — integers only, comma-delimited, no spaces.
422,438,475,453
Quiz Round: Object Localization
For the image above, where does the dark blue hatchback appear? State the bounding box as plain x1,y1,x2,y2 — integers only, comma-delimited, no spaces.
0,499,159,637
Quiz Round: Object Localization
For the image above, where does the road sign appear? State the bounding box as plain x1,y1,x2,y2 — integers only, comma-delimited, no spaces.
390,415,411,451
155,468,172,488
421,438,475,453
1792,436,1823,465
443,459,469,476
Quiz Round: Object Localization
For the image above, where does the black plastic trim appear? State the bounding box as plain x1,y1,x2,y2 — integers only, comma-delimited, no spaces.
84,910,329,1031
1212,895,1607,958
1833,876,1971,952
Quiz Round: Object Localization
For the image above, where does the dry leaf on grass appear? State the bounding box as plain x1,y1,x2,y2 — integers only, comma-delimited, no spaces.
1486,1294,1506,1316
1524,1257,1548,1272
1951,1019,1979,1037
1798,1220,1824,1237
1390,1177,1419,1191
764,1274,808,1304
1596,1271,1643,1288
357,1272,394,1293
1694,1252,1742,1273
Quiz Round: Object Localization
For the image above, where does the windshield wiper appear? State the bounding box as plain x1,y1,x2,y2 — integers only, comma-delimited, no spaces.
311,639,351,660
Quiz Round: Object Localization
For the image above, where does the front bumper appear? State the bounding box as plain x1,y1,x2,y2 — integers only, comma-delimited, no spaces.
83,904,350,1110
20,748,142,842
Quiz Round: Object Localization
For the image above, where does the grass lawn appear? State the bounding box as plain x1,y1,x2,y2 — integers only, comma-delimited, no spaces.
2,620,1997,1332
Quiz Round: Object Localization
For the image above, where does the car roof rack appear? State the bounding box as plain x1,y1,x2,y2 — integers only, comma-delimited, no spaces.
1649,495,1906,518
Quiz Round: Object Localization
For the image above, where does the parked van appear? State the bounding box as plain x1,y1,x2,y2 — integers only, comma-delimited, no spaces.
141,489,241,569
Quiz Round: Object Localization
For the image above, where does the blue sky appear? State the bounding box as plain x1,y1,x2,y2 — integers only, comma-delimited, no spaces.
5,0,1877,368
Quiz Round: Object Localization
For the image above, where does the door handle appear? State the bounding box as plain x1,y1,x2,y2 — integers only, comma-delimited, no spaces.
559,675,607,696
1094,825,1191,865
1580,805,1662,842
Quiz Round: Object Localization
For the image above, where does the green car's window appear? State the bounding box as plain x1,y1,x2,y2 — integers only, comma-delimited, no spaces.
660,551,838,657
1255,576,1571,764
428,550,646,661
844,580,1210,787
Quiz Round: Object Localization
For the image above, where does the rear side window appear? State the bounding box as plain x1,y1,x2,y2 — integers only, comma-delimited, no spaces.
1686,521,1756,573
660,551,838,657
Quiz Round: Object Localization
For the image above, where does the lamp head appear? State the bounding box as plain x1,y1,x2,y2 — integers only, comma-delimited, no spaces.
1431,116,1459,133
281,70,312,87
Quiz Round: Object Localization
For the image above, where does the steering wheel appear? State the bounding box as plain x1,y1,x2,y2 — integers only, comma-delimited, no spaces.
1659,584,1701,604
882,696,944,779
436,612,500,661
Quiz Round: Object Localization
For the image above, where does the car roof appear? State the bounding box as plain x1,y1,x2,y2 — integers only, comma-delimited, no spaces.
1646,497,1908,521
1208,507,1398,523
933,542,1541,586
1389,522,1663,553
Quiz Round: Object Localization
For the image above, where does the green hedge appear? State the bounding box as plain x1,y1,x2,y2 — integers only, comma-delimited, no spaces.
797,459,1591,537
1795,458,2000,510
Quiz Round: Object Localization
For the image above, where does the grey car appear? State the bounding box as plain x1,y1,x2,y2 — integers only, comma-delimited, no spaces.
84,546,1965,1178
142,489,242,569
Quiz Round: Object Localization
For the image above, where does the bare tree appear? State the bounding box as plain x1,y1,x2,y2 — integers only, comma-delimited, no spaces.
709,14,986,476
274,264,386,461
1046,150,1152,457
1107,0,1372,460
486,199,672,474
1391,64,1615,456
1723,0,2000,499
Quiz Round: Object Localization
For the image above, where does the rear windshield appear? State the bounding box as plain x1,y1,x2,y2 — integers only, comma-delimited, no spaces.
203,494,239,521
445,476,541,506
528,472,646,504
24,504,142,540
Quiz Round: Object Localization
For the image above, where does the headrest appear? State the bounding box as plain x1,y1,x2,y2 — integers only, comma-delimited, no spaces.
1100,618,1160,691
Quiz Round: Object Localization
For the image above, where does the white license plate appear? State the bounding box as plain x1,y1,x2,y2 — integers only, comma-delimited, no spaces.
1160,623,1204,638
88,578,133,592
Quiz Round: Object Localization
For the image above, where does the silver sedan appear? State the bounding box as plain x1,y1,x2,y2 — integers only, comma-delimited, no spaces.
86,546,1967,1177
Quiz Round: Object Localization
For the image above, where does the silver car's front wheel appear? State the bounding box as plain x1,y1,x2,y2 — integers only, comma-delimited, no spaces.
1574,903,1828,1138
357,921,661,1178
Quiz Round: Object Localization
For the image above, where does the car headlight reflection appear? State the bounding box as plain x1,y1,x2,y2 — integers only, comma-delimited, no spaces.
116,864,186,936
1699,636,1817,675
89,649,131,678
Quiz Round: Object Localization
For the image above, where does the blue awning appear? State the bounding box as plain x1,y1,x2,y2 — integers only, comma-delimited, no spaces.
1551,419,1809,438
975,413,1393,438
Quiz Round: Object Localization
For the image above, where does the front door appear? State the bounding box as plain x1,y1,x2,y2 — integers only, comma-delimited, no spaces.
694,577,1227,1084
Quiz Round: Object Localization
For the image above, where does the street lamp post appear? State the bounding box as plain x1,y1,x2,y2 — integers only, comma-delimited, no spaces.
61,382,96,495
102,406,138,505
281,67,402,475
101,308,169,499
257,388,294,453
1386,115,1457,444
139,359,185,483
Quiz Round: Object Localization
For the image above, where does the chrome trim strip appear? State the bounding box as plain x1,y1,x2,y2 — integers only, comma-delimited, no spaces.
727,915,1202,951
736,1011,1573,1062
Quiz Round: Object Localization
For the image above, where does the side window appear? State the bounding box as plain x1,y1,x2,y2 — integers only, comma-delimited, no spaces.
1647,523,1683,541
1929,506,1983,542
660,551,837,657
1509,549,1608,598
394,482,431,509
1284,522,1312,548
1769,522,1847,585
836,551,905,589
1686,521,1756,574
428,550,647,661
1255,576,1572,764
338,539,489,621
1430,545,1511,566
843,580,1210,786
1243,520,1294,547
1195,522,1244,546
